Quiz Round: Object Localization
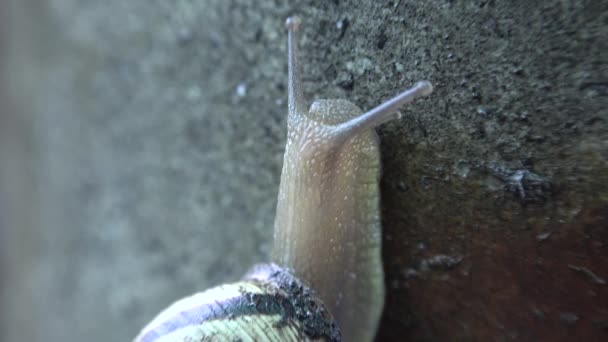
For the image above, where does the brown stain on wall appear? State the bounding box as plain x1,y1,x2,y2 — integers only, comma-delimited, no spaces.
378,187,607,341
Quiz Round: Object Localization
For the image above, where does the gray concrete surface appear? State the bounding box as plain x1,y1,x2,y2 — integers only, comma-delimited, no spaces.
1,0,606,341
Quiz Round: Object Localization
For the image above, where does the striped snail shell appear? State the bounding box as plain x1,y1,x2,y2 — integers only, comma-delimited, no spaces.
134,264,340,341
134,15,432,342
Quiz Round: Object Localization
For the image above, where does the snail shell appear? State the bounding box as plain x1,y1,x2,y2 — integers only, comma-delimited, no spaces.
134,15,432,342
134,264,340,341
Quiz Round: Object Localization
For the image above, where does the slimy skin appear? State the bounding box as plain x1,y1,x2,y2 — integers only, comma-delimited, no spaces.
272,16,433,342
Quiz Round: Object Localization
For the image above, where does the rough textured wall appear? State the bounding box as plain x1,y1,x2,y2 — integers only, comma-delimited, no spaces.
1,0,606,341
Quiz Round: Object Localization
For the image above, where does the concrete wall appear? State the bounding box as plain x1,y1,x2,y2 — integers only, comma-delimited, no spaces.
1,0,606,341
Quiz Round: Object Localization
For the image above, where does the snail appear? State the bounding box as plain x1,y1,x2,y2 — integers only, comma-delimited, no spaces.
134,16,433,342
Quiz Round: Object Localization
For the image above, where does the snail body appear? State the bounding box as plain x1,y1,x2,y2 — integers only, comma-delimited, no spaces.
135,16,432,342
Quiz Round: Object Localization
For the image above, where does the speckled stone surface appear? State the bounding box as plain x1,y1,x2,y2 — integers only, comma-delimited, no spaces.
1,0,606,341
